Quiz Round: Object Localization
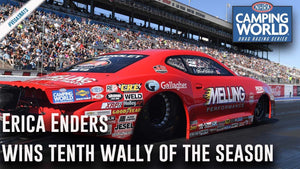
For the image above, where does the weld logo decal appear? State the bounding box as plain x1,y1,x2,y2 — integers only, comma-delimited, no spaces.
233,2,292,42
118,84,142,92
75,88,91,101
124,93,143,100
52,89,74,103
204,86,245,105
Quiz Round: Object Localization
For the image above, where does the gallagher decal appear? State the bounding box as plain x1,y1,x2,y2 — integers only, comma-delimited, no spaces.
204,86,245,105
233,2,292,42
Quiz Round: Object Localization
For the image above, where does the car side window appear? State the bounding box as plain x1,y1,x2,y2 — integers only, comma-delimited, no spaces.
166,56,187,72
181,55,233,76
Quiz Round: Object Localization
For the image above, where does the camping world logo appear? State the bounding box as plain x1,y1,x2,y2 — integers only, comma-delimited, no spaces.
233,2,292,42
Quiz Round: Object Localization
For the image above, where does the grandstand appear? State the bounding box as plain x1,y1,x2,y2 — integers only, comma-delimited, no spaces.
0,0,299,84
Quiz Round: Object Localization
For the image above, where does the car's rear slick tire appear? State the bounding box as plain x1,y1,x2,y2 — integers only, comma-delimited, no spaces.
133,92,184,141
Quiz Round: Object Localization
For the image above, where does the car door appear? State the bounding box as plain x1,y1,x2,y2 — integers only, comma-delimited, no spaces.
179,55,248,122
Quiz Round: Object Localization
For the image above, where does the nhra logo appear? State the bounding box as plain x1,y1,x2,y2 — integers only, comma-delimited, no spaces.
204,86,245,105
252,2,273,13
233,2,292,42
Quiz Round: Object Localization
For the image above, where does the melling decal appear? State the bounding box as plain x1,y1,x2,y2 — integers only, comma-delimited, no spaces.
204,86,245,105
233,2,292,42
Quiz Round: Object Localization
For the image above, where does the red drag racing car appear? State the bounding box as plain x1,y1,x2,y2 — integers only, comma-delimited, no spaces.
0,50,275,140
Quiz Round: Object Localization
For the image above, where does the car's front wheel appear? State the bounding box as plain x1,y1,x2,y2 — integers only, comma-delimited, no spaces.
133,92,185,141
254,95,269,123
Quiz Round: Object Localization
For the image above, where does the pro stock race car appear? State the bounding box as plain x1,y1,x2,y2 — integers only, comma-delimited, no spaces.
0,50,275,141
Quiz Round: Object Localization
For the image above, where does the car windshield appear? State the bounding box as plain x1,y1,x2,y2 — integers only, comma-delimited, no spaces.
62,54,148,73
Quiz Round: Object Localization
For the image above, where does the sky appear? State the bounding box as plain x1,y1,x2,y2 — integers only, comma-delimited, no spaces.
176,0,299,69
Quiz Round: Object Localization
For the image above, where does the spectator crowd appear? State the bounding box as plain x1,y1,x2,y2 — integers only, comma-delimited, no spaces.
0,3,299,84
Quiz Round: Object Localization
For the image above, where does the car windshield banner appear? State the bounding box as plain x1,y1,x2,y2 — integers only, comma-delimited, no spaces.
233,2,292,42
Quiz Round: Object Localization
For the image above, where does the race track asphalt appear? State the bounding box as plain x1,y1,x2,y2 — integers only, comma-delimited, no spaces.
0,100,299,169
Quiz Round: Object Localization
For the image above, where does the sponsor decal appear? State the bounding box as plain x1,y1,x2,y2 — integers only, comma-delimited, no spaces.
204,86,245,105
231,123,239,128
124,93,143,101
190,120,198,125
199,123,204,130
206,103,245,112
84,110,111,116
248,115,254,122
33,75,96,85
189,129,209,137
75,88,91,101
225,119,230,124
255,86,264,94
161,81,187,90
233,2,292,42
190,125,197,131
123,100,143,107
218,121,225,126
118,115,137,123
101,102,122,109
224,125,231,130
52,89,74,103
217,126,224,132
112,131,133,138
204,122,212,128
236,117,243,122
200,129,208,135
212,121,217,127
106,92,123,101
145,80,160,92
112,107,142,114
239,121,246,127
245,120,249,125
153,65,168,73
92,94,104,100
209,128,217,133
106,85,118,93
118,84,142,93
91,86,104,94
114,122,134,131
97,125,112,136
107,116,116,124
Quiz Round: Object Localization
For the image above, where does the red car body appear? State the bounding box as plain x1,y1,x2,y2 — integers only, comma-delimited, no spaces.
0,50,275,140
